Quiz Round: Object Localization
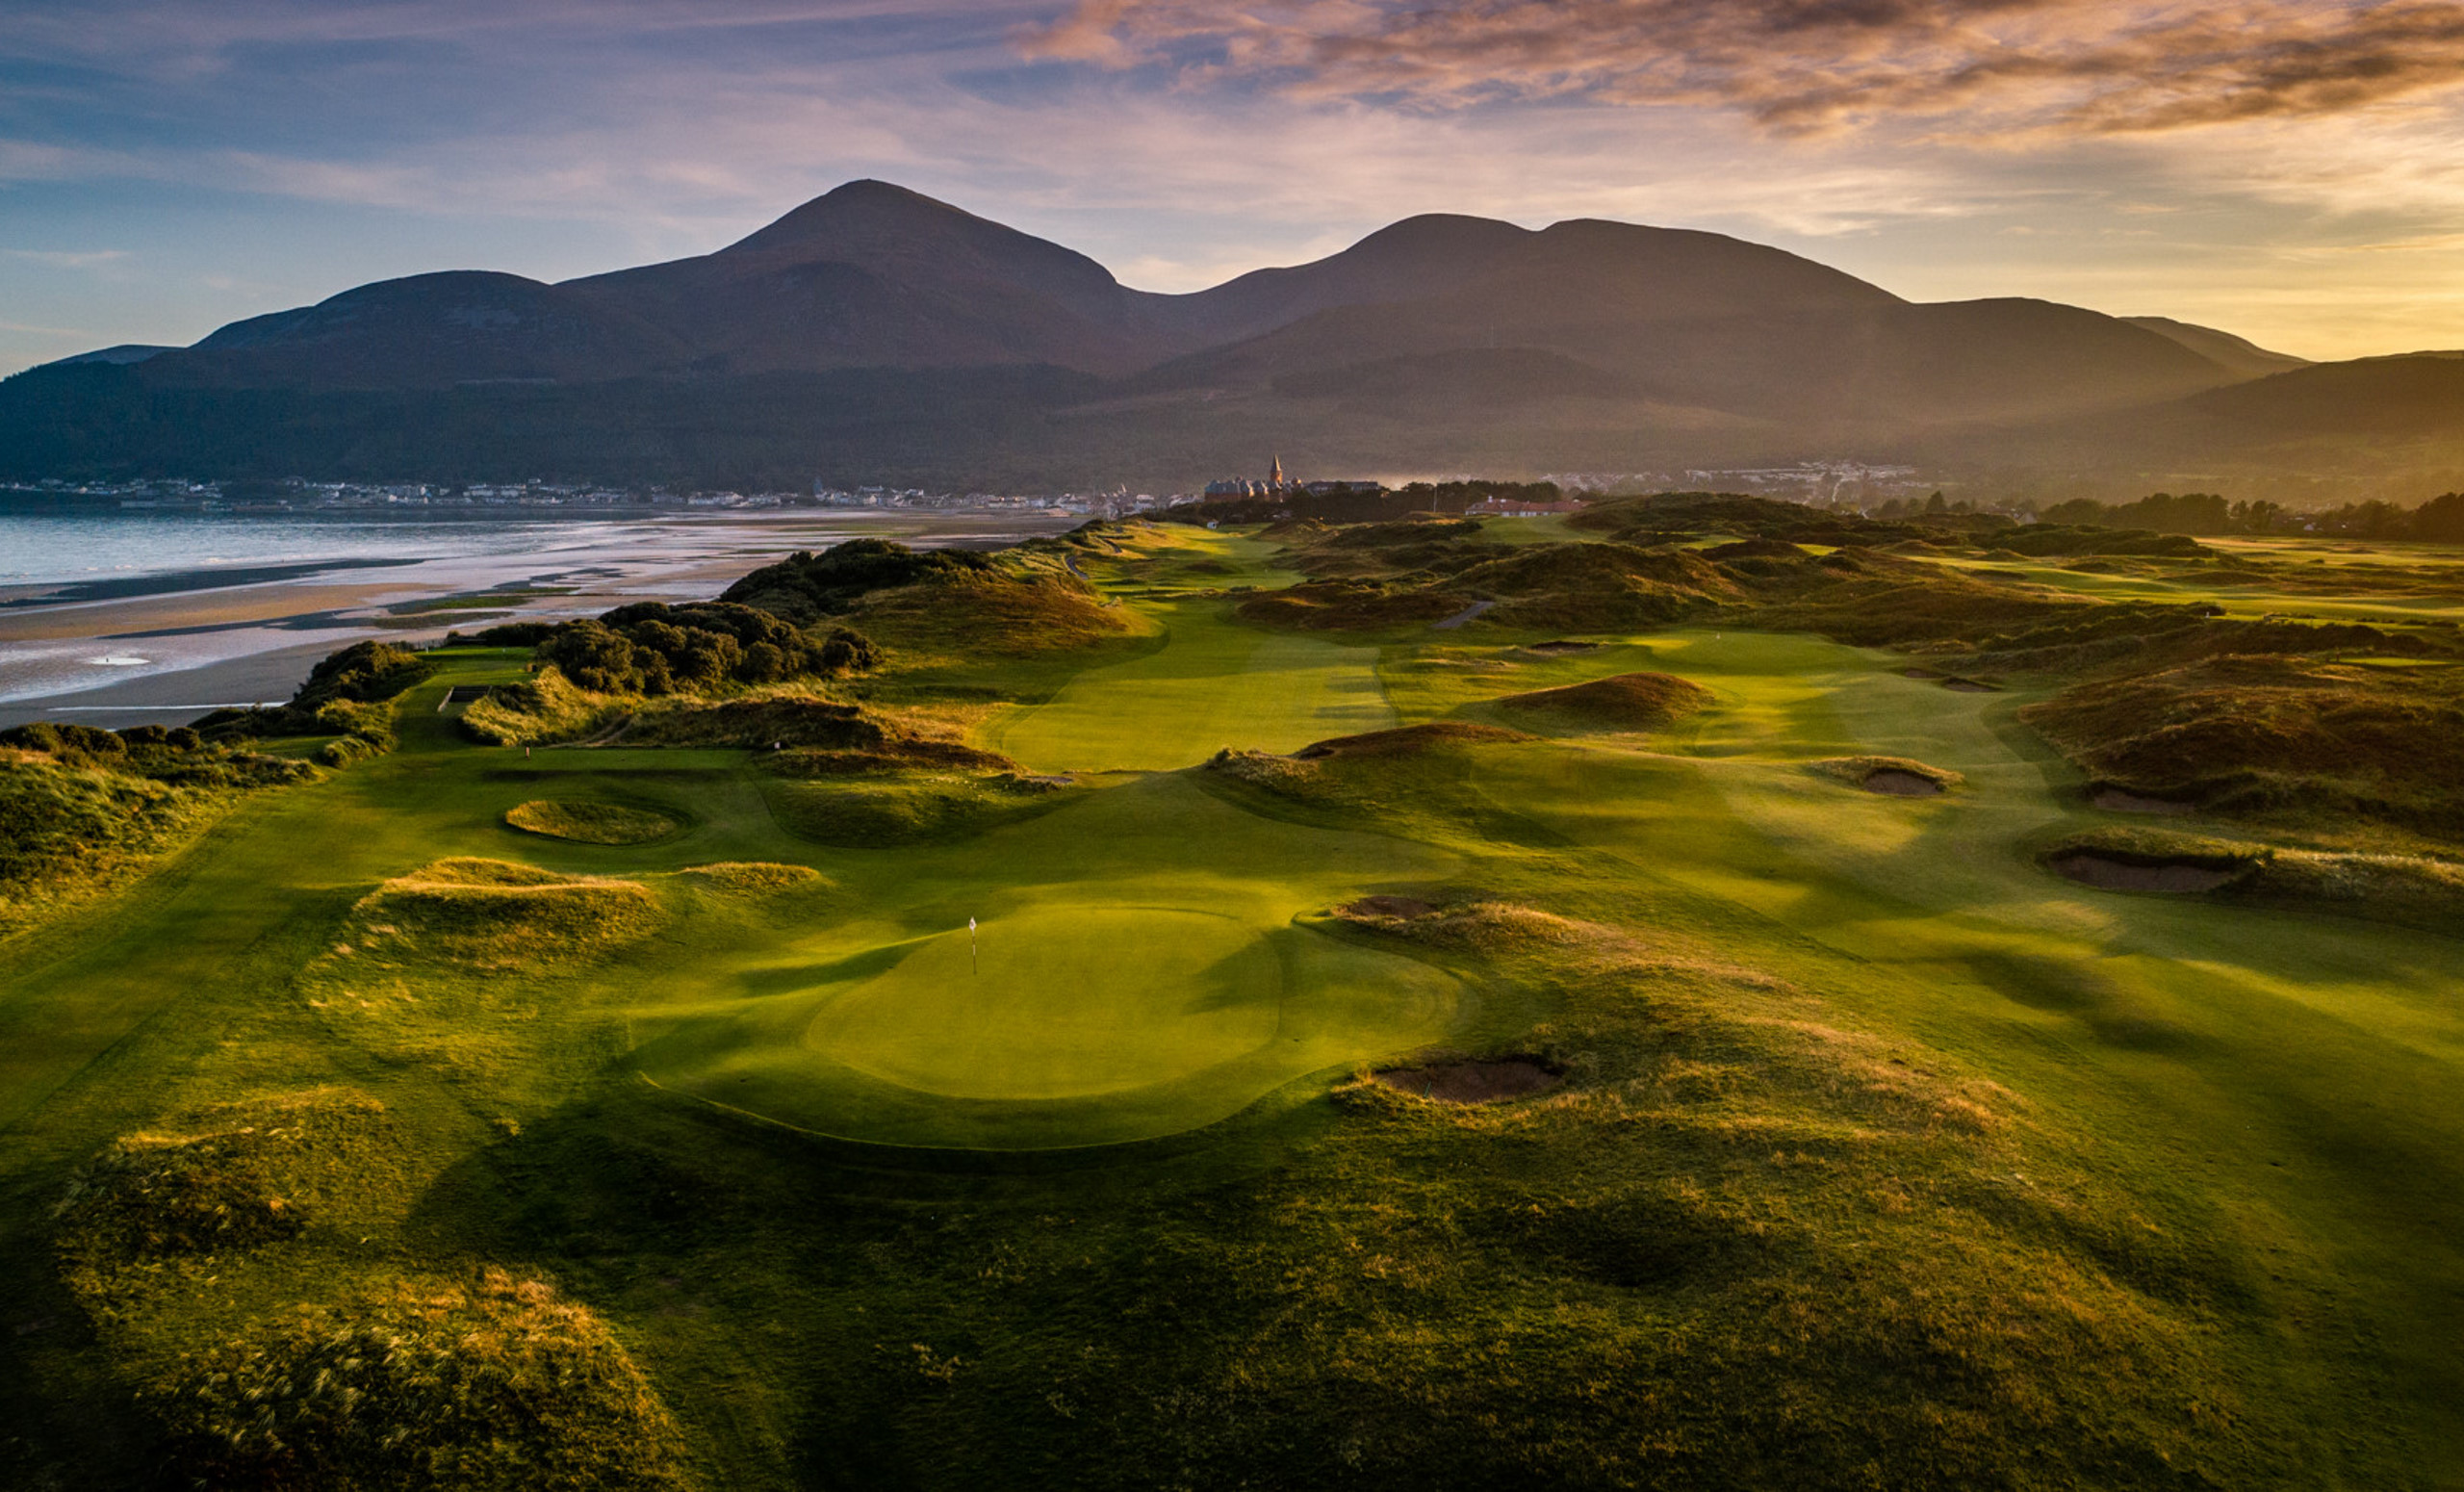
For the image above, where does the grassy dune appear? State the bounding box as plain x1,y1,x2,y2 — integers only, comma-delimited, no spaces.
2,523,2461,1488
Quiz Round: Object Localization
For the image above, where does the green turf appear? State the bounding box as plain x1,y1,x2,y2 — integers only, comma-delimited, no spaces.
981,599,1395,771
6,535,2464,1487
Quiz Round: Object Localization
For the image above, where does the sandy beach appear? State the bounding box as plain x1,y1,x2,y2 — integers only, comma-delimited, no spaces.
0,511,1071,729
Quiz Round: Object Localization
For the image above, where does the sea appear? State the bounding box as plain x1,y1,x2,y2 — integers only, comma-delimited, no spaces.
0,505,1067,726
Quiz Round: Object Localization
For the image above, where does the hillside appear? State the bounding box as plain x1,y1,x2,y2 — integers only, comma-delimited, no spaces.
9,179,2435,488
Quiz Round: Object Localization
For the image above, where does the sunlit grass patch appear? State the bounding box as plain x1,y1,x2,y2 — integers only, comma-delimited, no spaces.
505,798,681,844
677,861,827,895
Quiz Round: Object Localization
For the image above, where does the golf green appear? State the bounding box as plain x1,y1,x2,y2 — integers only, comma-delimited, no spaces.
813,908,1280,1099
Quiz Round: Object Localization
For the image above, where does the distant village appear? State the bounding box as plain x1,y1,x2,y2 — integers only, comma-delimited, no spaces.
2,458,1952,520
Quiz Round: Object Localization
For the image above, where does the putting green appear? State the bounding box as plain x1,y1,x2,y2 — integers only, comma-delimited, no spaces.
629,774,1467,1147
813,908,1279,1099
985,602,1394,771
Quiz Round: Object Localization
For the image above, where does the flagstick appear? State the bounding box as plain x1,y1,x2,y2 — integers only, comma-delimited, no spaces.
969,916,978,976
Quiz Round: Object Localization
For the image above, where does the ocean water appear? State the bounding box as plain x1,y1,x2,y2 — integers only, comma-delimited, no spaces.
0,508,1065,721
0,510,602,589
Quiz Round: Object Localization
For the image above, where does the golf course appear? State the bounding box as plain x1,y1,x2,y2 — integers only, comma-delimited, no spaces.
3,499,2461,1488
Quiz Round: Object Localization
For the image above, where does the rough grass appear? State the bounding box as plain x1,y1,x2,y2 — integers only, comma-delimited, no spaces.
141,1268,693,1492
52,1091,395,1278
504,799,681,845
1293,721,1533,759
758,773,1081,848
853,570,1131,659
2020,655,2464,841
327,858,664,972
0,748,310,943
461,666,627,747
677,861,828,895
2047,825,2464,928
1491,670,1715,732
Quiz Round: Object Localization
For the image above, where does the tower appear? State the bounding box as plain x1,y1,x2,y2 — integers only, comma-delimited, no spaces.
1270,454,1285,488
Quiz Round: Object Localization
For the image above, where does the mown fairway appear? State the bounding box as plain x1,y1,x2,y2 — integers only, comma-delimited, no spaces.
3,524,2461,1488
982,604,1395,771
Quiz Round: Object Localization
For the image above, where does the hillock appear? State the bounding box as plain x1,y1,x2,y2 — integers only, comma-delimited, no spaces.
0,727,312,941
2022,656,2464,842
719,538,1002,622
1492,671,1715,731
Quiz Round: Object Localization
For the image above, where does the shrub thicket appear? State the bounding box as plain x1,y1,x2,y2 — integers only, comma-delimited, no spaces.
536,602,875,694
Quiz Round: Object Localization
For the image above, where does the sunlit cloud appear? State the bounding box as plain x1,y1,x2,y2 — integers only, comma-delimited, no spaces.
1025,0,2464,137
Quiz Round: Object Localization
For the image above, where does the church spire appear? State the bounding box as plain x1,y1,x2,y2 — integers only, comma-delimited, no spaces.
1270,453,1285,487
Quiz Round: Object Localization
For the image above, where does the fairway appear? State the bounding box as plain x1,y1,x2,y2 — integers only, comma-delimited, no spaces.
985,601,1393,771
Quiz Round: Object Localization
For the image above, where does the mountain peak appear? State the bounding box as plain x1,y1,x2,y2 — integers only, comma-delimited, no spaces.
722,179,986,256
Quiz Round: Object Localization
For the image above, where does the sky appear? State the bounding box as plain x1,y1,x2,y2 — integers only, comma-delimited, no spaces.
5,0,2464,376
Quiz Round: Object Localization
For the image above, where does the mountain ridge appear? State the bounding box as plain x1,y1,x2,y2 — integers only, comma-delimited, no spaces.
9,180,2453,490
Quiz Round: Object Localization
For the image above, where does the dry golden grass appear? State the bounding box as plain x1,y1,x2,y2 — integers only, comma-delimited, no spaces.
678,861,828,895
143,1267,694,1492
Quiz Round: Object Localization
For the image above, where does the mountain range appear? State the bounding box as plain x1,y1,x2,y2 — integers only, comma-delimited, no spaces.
7,180,2460,494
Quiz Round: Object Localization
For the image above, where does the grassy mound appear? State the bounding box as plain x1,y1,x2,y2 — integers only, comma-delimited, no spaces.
767,737,1017,776
2021,655,2464,841
504,799,680,845
1237,579,1476,630
53,1091,396,1275
460,666,626,746
0,744,312,942
619,694,886,749
1455,542,1746,630
2045,826,2464,927
760,774,1080,847
1337,896,1592,952
337,859,663,971
1238,540,1745,633
1294,722,1533,759
142,1268,692,1492
678,861,827,895
1492,671,1714,731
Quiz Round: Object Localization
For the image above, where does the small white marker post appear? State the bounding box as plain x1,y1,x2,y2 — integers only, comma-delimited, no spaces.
969,917,978,976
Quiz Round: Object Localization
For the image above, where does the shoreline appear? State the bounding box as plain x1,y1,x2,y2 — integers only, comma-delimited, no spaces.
0,510,1077,729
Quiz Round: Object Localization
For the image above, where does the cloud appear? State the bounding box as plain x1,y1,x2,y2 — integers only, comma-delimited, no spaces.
6,247,129,269
1022,0,2464,137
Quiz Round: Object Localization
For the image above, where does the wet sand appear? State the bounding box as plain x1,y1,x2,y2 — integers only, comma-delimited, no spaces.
0,512,1072,730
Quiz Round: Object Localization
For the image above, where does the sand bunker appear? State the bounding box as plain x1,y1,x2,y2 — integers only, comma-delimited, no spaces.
1810,757,1963,794
2092,787,2195,815
1492,671,1713,731
1863,769,1945,797
2050,853,2238,893
1373,1058,1563,1103
1524,640,1600,656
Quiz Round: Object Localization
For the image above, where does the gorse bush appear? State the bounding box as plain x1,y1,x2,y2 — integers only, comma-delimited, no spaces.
536,601,875,695
292,640,435,711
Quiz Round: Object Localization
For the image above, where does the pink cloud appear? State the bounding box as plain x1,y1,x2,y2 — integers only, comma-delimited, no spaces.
1021,0,2464,136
